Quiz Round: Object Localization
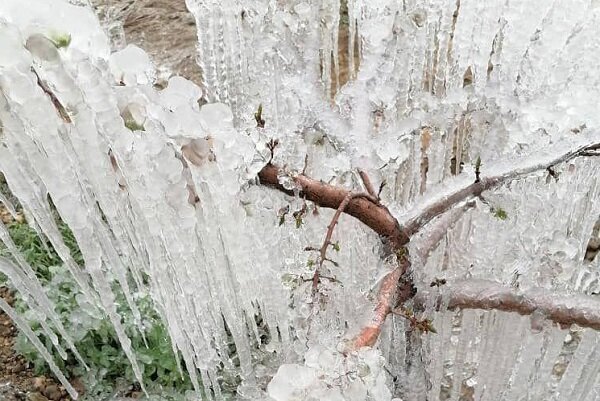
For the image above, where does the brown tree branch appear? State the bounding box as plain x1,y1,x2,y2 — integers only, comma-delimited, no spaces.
358,170,378,199
258,163,409,248
418,279,600,330
258,140,600,349
402,141,600,236
348,255,413,350
312,191,374,294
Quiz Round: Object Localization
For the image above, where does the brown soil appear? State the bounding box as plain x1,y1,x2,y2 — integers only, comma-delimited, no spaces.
91,0,202,86
0,202,78,401
0,287,79,401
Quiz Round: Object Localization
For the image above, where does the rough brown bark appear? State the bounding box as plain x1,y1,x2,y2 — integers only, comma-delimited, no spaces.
419,279,600,331
258,164,409,248
257,140,600,349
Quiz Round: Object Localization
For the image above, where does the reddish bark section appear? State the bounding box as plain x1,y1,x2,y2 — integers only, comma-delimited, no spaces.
258,164,409,248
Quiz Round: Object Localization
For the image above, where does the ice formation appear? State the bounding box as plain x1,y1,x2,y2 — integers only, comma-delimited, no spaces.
0,0,600,400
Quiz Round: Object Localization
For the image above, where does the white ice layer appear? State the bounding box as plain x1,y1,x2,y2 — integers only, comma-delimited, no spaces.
0,0,600,400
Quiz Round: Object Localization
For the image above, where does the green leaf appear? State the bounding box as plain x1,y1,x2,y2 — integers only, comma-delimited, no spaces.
493,207,508,220
124,118,145,132
50,33,72,49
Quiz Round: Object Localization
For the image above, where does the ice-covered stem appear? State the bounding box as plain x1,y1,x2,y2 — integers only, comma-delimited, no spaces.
258,164,409,248
420,279,600,330
348,254,413,350
312,191,376,294
414,200,476,262
358,169,378,199
349,268,402,349
403,141,600,236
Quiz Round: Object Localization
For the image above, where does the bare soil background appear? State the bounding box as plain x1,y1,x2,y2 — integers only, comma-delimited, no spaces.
91,0,202,85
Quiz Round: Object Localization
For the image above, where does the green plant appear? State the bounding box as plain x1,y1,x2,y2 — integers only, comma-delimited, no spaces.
124,118,145,132
493,207,508,220
2,220,193,400
50,33,72,49
0,221,82,282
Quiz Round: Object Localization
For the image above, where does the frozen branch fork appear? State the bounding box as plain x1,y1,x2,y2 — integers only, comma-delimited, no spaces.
4,0,600,399
258,136,600,348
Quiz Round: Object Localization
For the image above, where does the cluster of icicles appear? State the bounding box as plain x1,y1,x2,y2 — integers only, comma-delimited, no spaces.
1,0,600,400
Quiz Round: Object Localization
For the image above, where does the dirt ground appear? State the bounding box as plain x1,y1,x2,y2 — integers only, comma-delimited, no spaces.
0,287,82,401
91,0,202,85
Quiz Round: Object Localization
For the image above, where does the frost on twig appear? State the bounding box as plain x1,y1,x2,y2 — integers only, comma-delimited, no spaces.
259,138,600,350
419,279,600,331
402,139,600,237
307,190,377,297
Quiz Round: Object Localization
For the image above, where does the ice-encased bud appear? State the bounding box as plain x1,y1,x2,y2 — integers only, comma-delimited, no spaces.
160,76,203,110
199,103,234,133
109,45,155,86
0,0,110,58
25,34,60,62
181,137,215,167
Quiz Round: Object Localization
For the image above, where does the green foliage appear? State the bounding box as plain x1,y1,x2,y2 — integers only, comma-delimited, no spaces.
292,205,307,229
15,269,193,399
493,207,508,220
254,103,265,128
277,205,289,226
50,33,72,49
0,221,82,282
1,220,193,400
124,118,145,132
331,241,340,252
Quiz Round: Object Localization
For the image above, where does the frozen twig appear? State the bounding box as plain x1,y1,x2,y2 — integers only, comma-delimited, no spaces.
258,163,408,248
414,200,476,263
418,279,600,330
358,170,378,200
312,191,373,295
346,253,414,352
402,140,600,237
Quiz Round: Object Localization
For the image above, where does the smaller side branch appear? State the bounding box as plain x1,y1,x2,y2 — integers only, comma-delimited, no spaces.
420,279,600,330
358,170,378,199
414,200,476,263
312,191,374,293
347,254,413,351
31,67,72,123
403,141,600,237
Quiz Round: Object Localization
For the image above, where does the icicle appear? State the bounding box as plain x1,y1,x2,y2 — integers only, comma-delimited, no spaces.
553,330,600,400
0,297,79,399
0,250,88,368
0,191,19,220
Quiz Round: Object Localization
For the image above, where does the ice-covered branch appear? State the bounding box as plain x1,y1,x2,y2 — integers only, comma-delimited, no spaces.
258,139,600,350
402,139,600,236
310,191,376,294
419,279,600,331
258,163,408,248
261,139,600,253
413,200,476,263
347,256,414,350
